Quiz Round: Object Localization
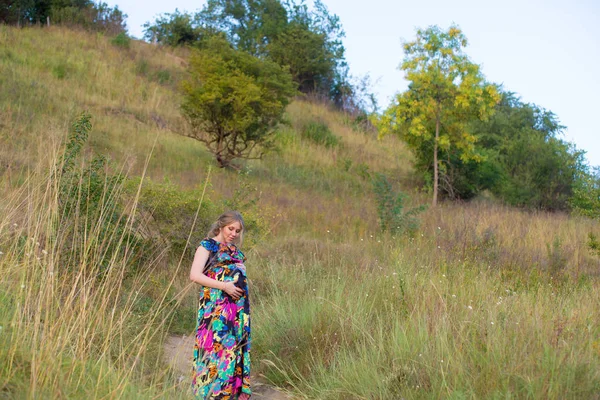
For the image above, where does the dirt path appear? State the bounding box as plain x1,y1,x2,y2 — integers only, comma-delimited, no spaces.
163,334,292,399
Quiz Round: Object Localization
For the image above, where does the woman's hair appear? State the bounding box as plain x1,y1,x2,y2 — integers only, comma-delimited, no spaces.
207,211,245,246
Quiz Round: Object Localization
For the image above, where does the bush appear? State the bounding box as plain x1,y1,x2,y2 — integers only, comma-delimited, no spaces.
111,32,130,48
300,120,340,148
155,69,171,85
127,177,218,258
56,113,155,276
372,173,425,236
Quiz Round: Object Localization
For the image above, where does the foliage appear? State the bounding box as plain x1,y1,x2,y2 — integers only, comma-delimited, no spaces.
300,120,339,148
372,173,426,236
180,36,296,168
472,92,587,210
142,9,213,46
110,31,130,48
587,232,600,257
144,0,348,101
1,0,127,35
570,168,600,218
127,177,217,258
57,113,151,275
377,25,500,206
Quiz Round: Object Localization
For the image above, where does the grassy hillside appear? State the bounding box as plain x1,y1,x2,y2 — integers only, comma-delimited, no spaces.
1,26,599,399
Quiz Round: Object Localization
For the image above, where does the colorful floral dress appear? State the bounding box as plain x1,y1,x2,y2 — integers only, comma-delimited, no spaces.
192,238,251,399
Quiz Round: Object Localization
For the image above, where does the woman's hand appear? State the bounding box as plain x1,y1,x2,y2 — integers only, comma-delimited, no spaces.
222,281,244,301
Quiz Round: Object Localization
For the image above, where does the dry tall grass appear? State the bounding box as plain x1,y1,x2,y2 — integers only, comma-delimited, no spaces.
0,149,196,398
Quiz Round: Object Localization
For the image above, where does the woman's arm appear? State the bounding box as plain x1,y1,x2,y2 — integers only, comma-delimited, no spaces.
190,246,244,300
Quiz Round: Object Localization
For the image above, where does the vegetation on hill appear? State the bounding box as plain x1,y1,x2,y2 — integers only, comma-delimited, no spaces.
0,0,126,34
143,0,361,111
1,25,599,399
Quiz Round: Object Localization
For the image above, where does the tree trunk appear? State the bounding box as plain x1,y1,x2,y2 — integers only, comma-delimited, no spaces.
433,113,440,207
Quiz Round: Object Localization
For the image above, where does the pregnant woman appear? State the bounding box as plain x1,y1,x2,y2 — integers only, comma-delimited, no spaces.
189,211,251,399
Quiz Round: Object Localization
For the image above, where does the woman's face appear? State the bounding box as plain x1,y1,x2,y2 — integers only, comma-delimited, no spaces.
220,221,242,244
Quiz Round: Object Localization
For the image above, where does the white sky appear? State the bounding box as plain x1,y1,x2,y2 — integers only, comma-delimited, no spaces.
108,0,600,167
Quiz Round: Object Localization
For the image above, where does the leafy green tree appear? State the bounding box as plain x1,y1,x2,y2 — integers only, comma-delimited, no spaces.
144,0,348,100
378,25,500,206
196,0,288,56
472,91,586,210
570,168,600,218
142,9,213,46
180,36,296,168
0,0,126,34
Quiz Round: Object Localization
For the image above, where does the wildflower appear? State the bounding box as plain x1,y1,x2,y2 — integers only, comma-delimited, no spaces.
327,230,330,233
13,223,17,227
467,305,473,310
392,272,397,275
0,251,3,255
360,238,363,241
41,250,48,255
440,359,444,363
418,354,422,357
21,284,25,289
437,246,441,249
438,227,441,230
442,274,446,277
312,288,316,291
392,286,395,289
490,321,494,325
452,294,456,298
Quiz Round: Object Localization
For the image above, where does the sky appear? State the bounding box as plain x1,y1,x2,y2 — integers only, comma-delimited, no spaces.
108,0,600,167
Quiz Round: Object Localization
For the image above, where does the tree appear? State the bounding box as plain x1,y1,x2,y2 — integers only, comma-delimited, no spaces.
180,36,296,168
570,168,600,218
377,25,500,206
472,91,586,210
0,0,126,34
143,9,211,46
144,0,348,100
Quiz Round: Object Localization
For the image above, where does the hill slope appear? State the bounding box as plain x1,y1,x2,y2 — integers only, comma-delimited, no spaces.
1,26,599,399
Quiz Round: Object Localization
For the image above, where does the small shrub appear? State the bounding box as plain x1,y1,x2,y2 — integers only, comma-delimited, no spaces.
128,177,217,258
155,69,172,84
57,113,154,276
355,163,370,180
301,120,340,148
372,173,426,236
110,32,130,48
340,157,352,172
52,62,69,79
135,59,149,76
587,232,600,257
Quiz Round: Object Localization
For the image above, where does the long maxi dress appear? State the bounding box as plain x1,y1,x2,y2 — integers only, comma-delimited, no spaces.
192,238,251,399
